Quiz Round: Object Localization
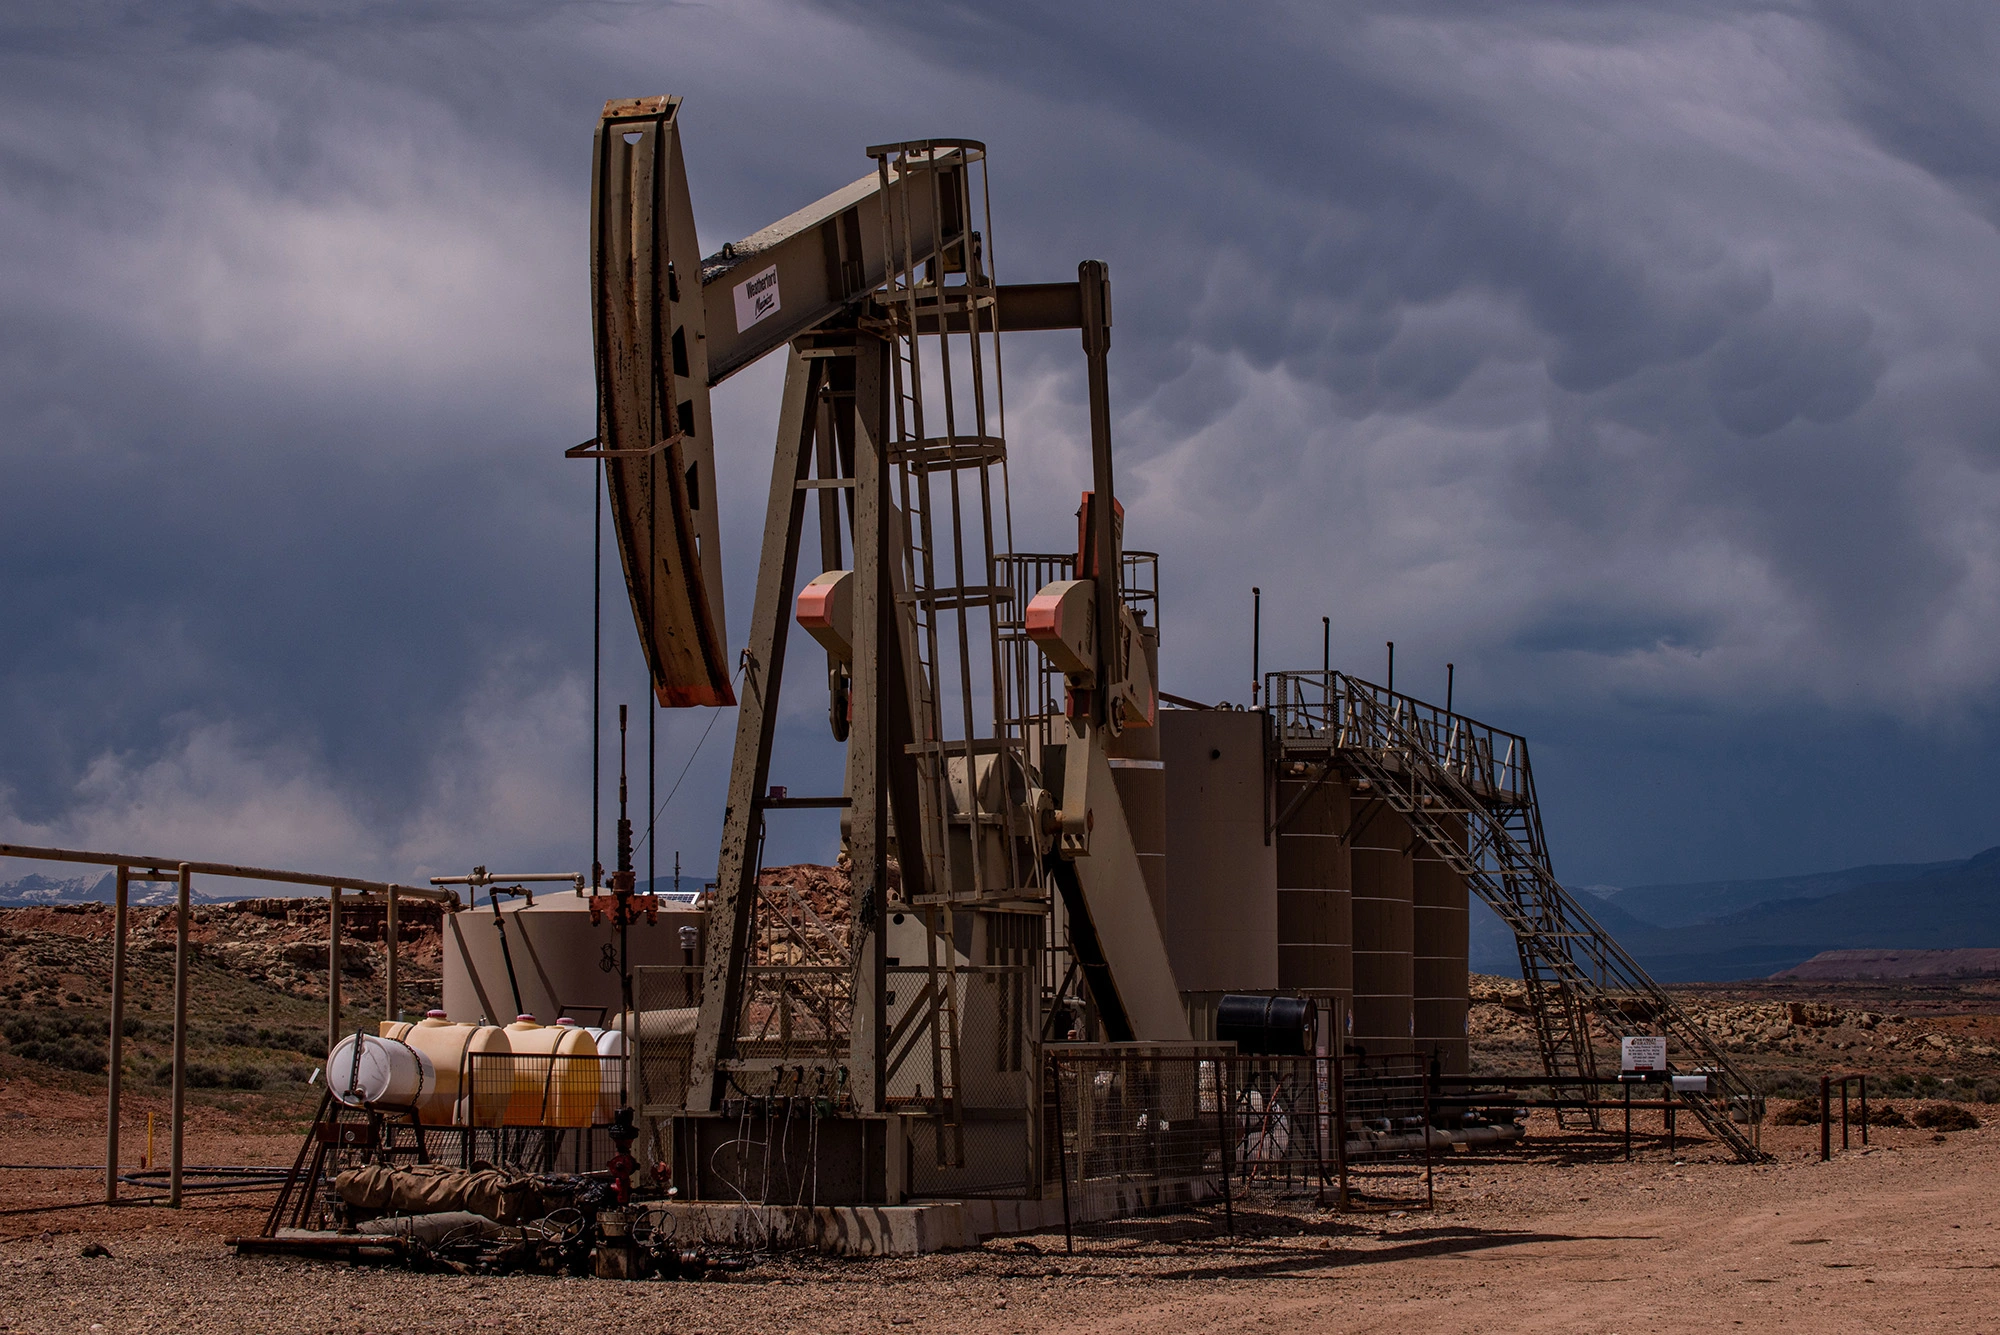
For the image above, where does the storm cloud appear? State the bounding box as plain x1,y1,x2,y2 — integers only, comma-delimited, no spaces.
3,1,1997,890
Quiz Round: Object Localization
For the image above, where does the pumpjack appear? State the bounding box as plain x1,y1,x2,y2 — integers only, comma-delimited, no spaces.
579,96,1183,1201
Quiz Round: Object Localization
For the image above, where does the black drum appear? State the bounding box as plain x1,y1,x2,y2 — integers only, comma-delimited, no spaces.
1216,994,1316,1056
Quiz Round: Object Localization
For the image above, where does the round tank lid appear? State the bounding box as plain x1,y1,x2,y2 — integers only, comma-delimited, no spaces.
426,1009,447,1019
514,1014,538,1024
555,1017,576,1026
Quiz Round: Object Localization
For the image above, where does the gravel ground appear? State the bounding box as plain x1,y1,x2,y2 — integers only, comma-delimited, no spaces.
0,1092,1994,1335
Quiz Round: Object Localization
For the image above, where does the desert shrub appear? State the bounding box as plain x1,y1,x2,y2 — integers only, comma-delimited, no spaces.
1867,1102,1910,1127
3,1013,106,1070
154,1061,227,1088
10,1036,106,1074
1912,1102,1981,1132
1977,1083,2000,1105
1769,1099,1821,1126
226,1067,265,1090
250,1026,322,1055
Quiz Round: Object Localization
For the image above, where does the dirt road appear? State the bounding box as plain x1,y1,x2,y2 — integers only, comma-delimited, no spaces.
0,1103,1993,1335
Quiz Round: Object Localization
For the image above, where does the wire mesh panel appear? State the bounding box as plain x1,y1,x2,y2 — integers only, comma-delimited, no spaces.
1337,1051,1437,1209
464,1052,622,1129
1043,1045,1234,1235
1230,1056,1337,1197
632,964,701,1119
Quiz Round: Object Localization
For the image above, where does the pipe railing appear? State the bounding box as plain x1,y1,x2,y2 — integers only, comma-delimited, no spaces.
0,841,462,1211
1263,670,1530,804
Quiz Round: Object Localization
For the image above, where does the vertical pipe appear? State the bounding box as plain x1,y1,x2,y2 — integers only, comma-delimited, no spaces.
104,865,129,1204
1322,616,1330,676
1860,1074,1869,1147
1819,1074,1831,1162
1423,1072,1435,1210
1053,1059,1072,1254
1623,1081,1632,1161
1217,1055,1234,1235
1251,587,1262,706
327,887,342,1058
1840,1078,1850,1151
1446,663,1454,716
1386,641,1394,696
385,887,399,1024
170,863,191,1209
1331,1046,1349,1211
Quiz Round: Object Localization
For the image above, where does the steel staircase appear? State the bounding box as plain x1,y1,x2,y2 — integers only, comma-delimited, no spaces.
1267,670,1766,1162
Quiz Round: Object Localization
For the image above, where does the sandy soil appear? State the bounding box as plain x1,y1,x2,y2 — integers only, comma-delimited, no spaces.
0,1087,1993,1335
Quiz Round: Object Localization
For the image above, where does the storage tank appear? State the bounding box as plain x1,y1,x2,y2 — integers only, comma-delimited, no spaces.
1160,709,1277,994
1348,798,1414,1055
499,1016,599,1128
442,890,705,1028
1412,812,1470,1075
1274,763,1352,1032
377,1010,512,1125
325,1032,430,1112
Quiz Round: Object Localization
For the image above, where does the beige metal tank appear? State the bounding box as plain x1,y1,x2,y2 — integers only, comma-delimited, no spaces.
499,1016,599,1128
442,890,705,1028
1274,765,1353,1033
378,1010,512,1125
1160,708,1277,993
1412,813,1470,1075
1348,798,1413,1055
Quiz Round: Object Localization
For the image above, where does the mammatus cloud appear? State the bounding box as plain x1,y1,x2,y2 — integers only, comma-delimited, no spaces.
2,1,1997,888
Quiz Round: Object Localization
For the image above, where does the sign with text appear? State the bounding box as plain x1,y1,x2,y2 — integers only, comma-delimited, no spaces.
1621,1035,1667,1073
732,264,781,333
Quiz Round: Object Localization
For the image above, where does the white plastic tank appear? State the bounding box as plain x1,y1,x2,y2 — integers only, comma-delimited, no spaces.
325,1033,433,1111
569,1022,629,1116
378,1011,511,1125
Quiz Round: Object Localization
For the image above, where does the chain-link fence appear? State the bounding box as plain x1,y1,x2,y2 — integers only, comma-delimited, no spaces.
1038,1046,1452,1247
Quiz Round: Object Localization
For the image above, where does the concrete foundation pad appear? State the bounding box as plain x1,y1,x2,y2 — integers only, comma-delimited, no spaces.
644,1178,1224,1256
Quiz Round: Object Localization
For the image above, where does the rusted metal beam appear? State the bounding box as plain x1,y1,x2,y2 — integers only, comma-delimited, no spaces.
684,347,821,1113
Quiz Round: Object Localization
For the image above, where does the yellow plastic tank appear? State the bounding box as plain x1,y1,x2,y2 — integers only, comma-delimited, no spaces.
501,1016,598,1127
379,1010,512,1125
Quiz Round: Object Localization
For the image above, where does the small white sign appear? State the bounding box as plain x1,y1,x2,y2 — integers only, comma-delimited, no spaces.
732,264,782,333
1621,1035,1667,1073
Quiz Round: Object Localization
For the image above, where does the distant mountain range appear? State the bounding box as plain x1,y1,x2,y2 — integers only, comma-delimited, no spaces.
1473,846,2000,982
0,869,250,907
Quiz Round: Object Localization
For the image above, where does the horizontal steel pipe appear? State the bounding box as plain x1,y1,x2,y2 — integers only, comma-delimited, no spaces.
0,843,457,904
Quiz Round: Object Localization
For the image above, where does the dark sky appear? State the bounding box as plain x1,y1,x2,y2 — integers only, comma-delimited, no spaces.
4,2,1998,892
